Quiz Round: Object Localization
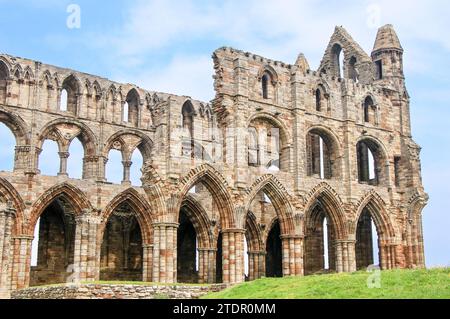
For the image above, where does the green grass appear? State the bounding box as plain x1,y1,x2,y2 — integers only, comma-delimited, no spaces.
203,268,450,299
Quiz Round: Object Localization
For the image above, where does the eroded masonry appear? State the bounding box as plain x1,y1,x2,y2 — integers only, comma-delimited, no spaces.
0,25,428,298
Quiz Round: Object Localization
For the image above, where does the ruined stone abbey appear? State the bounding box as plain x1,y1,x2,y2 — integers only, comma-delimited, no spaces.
0,25,428,298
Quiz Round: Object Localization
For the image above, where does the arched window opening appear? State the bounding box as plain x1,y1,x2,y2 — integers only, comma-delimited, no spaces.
182,101,195,158
100,203,143,281
332,44,344,78
60,76,79,115
67,138,84,179
248,119,286,172
357,140,380,186
248,127,259,166
375,60,383,80
177,209,198,283
265,220,282,277
315,89,322,111
125,90,140,127
0,123,16,172
304,204,337,275
30,199,76,286
356,208,380,270
349,56,359,82
122,102,129,123
0,62,9,104
130,149,143,187
39,140,60,176
106,149,123,184
262,73,269,99
307,130,337,179
363,96,376,124
60,89,68,112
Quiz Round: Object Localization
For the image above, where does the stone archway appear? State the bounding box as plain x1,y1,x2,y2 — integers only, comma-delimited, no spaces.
243,175,301,277
304,183,347,274
354,192,396,270
27,183,93,287
99,189,154,282
265,219,282,278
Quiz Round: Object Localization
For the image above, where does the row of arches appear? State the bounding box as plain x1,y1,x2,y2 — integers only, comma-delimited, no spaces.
2,158,398,288
0,60,155,129
0,114,152,185
0,115,394,188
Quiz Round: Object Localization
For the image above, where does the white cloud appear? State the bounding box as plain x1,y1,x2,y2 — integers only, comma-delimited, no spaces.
84,0,450,102
116,54,214,101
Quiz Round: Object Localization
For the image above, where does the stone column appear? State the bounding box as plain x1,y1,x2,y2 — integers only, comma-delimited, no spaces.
0,207,15,298
281,235,304,276
10,235,33,291
152,223,178,283
58,151,70,176
14,146,32,172
198,248,216,284
142,244,153,282
73,213,101,283
122,160,132,185
248,250,265,280
82,156,98,180
221,229,245,284
335,240,356,273
97,156,108,182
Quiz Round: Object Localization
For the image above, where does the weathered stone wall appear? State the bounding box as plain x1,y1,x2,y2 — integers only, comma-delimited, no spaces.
0,23,429,299
12,283,228,300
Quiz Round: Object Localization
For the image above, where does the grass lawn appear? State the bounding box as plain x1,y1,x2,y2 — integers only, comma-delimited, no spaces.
202,268,450,299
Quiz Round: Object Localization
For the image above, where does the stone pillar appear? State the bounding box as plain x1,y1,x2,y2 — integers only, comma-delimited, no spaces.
73,214,101,283
335,240,356,273
142,244,153,282
14,146,32,172
98,156,108,182
380,242,396,270
82,156,98,180
0,207,15,298
10,235,33,291
248,250,265,280
58,151,70,176
221,229,245,284
152,223,178,283
281,235,304,276
122,160,132,185
198,248,216,284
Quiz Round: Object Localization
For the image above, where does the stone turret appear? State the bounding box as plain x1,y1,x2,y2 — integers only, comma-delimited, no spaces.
371,24,404,81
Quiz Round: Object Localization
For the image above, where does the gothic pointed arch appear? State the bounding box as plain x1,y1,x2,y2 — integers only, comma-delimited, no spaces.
246,112,292,145
243,174,295,235
100,188,153,245
176,164,235,229
0,57,12,79
245,211,264,252
104,129,153,163
37,118,98,156
181,194,215,249
0,108,30,145
257,65,279,85
353,191,395,240
306,125,342,179
0,178,26,235
304,182,346,239
28,182,93,235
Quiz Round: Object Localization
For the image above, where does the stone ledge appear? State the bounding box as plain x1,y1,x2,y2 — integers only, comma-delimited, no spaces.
12,283,229,300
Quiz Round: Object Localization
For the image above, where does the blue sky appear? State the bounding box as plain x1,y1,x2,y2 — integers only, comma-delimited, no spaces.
0,0,449,267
